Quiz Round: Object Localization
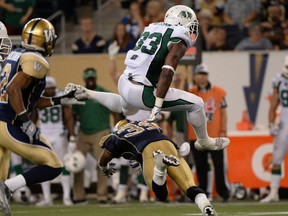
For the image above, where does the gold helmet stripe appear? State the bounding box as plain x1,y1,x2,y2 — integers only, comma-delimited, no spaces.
27,19,41,45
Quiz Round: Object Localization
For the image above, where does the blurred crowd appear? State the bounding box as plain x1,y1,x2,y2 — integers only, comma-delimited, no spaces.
1,0,288,52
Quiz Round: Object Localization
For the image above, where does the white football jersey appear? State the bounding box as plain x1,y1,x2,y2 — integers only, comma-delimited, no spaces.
38,90,65,137
124,23,192,87
273,74,288,123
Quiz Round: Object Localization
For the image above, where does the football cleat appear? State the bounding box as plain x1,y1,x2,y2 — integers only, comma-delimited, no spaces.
195,137,230,151
0,181,11,216
260,193,279,203
35,199,53,207
63,198,73,206
64,83,89,101
112,190,127,204
203,205,217,216
153,150,180,170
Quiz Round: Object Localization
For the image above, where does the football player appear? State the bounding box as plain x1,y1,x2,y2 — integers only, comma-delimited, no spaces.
0,18,84,216
66,5,230,152
260,55,288,203
32,76,75,206
98,120,217,216
0,21,12,64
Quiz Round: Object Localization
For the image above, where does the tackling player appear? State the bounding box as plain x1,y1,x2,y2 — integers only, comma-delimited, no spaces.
98,120,217,216
66,5,230,152
0,18,84,216
260,55,288,203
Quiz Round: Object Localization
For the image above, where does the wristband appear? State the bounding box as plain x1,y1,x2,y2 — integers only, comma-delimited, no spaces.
155,97,164,108
98,164,108,171
51,97,61,106
162,65,175,74
17,110,30,123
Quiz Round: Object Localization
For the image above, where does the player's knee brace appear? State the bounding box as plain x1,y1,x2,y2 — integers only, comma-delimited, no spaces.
186,186,206,202
152,180,168,202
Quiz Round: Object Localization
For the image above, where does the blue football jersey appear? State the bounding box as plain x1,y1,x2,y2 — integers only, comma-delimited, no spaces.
100,121,177,162
0,48,49,124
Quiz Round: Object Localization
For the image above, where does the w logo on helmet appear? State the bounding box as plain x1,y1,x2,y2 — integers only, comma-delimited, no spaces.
44,29,55,43
178,11,192,19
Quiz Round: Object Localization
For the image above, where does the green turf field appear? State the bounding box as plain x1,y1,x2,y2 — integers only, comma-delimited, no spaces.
9,200,288,216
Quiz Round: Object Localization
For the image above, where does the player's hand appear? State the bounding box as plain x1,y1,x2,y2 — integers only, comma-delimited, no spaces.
21,120,40,143
147,106,162,122
64,83,91,102
108,41,120,60
17,110,40,143
269,123,279,136
68,135,77,153
99,163,116,177
129,160,141,173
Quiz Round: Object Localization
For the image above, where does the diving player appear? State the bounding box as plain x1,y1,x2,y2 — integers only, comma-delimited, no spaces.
0,18,84,216
65,5,230,152
98,120,217,216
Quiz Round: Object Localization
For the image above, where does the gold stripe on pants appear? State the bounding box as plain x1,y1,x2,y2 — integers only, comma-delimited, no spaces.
0,122,62,180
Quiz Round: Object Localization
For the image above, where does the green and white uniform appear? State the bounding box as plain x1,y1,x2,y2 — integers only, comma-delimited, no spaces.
272,74,288,165
117,23,203,116
38,91,68,162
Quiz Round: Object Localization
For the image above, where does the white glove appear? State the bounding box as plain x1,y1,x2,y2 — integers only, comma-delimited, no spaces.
129,160,141,173
147,106,162,122
17,111,40,143
269,123,279,136
21,120,40,143
108,41,120,60
99,163,116,177
68,135,77,153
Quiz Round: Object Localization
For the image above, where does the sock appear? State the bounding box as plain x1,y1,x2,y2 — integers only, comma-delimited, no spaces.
119,165,129,184
152,180,167,201
22,165,62,185
194,193,211,213
270,174,281,190
271,168,281,189
187,108,208,140
118,184,127,192
61,175,71,200
88,90,122,113
13,164,24,175
137,174,146,185
153,167,167,185
41,181,51,201
5,175,26,192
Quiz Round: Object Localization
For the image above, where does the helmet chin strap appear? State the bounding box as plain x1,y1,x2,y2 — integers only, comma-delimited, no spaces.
21,42,47,55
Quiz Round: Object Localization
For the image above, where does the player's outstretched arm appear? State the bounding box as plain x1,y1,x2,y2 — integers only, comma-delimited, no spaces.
98,150,116,177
